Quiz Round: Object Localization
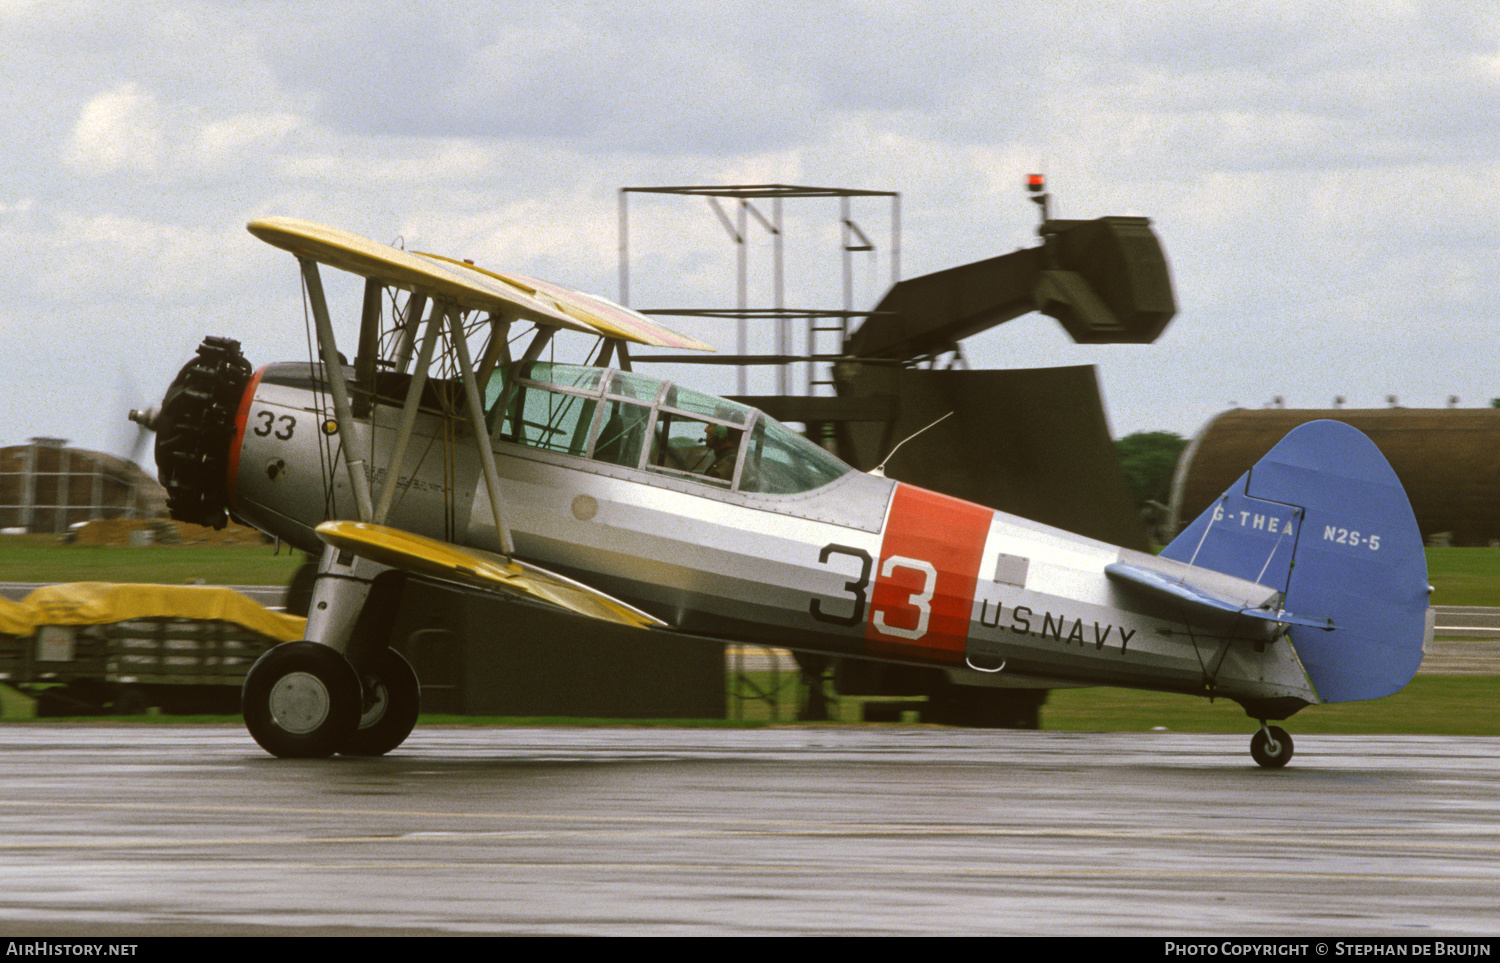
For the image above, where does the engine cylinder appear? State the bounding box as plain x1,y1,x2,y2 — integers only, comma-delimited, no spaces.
155,337,252,529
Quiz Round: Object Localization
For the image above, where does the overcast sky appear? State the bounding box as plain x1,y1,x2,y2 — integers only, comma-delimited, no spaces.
3,0,1496,466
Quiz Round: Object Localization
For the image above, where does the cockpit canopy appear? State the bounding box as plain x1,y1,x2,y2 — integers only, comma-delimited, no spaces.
488,363,853,495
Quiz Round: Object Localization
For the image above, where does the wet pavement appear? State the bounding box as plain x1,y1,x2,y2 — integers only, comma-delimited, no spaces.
0,725,1496,935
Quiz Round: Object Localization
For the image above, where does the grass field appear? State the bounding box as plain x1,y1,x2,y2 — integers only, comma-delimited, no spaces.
0,535,307,587
1423,546,1500,606
724,673,1500,735
1037,674,1499,735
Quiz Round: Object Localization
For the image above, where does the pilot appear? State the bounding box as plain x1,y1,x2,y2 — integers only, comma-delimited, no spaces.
704,424,740,481
676,433,713,473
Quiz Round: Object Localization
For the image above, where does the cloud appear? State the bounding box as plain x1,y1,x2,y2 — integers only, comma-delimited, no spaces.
64,83,166,175
192,113,299,163
29,213,252,306
6,0,1500,447
0,0,46,21
273,138,493,185
63,79,302,182
248,1,1052,153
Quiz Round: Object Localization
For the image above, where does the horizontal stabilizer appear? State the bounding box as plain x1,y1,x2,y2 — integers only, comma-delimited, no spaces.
1104,561,1332,638
315,521,665,630
1161,420,1427,703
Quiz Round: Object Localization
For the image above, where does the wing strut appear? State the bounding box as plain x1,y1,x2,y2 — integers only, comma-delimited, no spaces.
590,337,633,371
354,277,382,415
473,313,509,400
372,302,445,526
487,326,555,445
391,293,428,374
300,257,374,521
447,304,517,556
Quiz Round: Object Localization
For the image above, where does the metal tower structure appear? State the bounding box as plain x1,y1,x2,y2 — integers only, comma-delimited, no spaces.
618,183,900,400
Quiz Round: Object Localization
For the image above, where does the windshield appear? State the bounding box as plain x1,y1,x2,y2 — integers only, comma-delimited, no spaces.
486,363,853,494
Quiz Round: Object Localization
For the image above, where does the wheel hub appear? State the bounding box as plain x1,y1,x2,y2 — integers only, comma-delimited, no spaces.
358,679,390,729
268,671,332,734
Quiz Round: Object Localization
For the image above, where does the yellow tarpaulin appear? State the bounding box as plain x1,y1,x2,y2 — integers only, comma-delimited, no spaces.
0,596,32,636
4,583,305,642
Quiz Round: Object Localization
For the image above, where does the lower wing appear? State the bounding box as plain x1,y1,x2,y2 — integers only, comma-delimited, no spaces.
315,520,665,630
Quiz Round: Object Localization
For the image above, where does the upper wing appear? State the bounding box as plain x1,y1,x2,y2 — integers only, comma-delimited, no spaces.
417,254,714,352
315,520,665,630
248,217,594,332
248,216,713,352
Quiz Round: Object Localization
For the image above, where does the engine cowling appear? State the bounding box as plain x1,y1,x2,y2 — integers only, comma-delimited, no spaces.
155,337,252,529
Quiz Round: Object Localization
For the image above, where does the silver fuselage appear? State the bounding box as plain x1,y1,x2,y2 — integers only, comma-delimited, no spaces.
229,365,1318,706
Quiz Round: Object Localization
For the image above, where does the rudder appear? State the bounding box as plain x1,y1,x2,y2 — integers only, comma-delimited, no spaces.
1163,420,1427,703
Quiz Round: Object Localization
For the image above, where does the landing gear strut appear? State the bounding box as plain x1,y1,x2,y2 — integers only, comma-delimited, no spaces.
1250,723,1293,769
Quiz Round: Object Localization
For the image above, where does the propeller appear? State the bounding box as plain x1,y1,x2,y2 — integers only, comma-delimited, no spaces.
116,363,161,475
125,405,158,457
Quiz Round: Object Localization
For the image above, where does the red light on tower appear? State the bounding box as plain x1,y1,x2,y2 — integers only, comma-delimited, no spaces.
1026,173,1051,223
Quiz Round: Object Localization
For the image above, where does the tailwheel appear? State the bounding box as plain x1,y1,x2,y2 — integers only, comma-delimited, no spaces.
1250,724,1294,769
242,642,361,758
338,649,420,757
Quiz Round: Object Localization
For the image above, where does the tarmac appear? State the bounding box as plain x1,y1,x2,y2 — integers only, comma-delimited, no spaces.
0,724,1495,936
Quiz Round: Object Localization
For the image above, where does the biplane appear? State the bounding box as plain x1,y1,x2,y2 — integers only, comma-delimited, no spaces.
135,217,1431,766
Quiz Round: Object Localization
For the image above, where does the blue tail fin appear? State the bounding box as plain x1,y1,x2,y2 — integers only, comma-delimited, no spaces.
1163,420,1427,703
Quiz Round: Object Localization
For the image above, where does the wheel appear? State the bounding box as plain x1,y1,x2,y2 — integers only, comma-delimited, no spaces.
1250,725,1294,769
338,649,420,757
242,642,361,758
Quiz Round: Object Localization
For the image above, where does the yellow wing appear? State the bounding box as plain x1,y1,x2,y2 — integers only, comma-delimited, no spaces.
248,217,592,333
417,253,714,352
315,521,665,630
248,217,714,352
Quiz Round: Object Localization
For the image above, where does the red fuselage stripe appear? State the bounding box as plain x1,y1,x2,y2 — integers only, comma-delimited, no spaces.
864,482,991,664
226,366,267,510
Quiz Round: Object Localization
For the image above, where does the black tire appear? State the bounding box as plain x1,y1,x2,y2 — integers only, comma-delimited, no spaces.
242,642,361,758
1250,726,1294,769
338,649,420,757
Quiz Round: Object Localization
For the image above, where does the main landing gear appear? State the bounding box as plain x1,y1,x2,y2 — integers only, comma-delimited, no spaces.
242,642,420,758
1249,722,1293,769
340,648,421,757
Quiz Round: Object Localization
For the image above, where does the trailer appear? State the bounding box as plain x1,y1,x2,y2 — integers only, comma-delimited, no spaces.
0,583,304,715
